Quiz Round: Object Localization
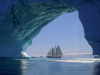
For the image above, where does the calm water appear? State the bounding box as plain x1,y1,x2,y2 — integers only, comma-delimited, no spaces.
0,57,100,75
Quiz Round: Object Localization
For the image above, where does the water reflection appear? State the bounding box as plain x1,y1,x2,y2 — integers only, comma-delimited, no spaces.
94,63,100,75
0,58,100,75
0,59,24,75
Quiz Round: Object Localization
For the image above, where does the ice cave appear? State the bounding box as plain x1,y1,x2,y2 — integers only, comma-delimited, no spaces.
0,0,100,58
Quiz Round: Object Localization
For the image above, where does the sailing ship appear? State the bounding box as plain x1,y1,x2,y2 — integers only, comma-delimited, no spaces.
47,45,63,58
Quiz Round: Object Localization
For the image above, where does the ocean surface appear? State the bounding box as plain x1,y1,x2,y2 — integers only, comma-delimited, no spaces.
0,57,100,75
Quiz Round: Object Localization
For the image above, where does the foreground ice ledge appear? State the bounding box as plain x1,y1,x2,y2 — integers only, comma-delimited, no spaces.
0,41,31,58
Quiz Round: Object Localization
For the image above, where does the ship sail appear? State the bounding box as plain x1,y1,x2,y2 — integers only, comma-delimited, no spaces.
56,45,63,57
52,46,56,57
47,49,52,56
52,48,54,57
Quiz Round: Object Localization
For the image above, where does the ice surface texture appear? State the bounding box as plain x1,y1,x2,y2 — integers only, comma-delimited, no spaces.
0,0,100,58
0,0,76,58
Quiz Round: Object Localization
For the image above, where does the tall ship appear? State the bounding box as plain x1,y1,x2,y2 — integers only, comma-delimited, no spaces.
47,45,63,58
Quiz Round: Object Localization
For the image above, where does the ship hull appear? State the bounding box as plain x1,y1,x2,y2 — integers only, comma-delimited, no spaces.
47,56,62,58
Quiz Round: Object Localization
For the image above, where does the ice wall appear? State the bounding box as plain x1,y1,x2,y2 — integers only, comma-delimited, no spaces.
73,0,100,55
0,0,100,58
0,0,76,58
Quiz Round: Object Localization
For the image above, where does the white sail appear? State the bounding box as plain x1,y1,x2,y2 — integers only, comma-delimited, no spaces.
54,46,56,56
52,47,55,57
47,49,52,56
56,45,63,56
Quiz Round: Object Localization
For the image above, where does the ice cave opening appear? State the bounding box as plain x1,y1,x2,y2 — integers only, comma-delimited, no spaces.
26,11,92,57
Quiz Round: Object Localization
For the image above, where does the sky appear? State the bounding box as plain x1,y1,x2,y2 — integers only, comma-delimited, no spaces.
26,11,93,57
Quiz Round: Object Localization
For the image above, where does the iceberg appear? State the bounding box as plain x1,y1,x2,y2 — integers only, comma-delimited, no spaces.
0,0,100,58
73,0,100,55
0,0,76,58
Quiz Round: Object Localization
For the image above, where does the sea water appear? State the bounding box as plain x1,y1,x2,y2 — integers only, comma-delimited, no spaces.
0,57,100,75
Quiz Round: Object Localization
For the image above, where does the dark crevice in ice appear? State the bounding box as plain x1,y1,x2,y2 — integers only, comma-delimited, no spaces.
11,3,19,28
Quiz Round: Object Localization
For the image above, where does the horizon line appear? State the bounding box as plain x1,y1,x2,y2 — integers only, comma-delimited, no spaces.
64,53,92,55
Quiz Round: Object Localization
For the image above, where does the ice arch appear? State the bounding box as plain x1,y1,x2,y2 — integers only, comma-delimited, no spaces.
0,0,100,58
